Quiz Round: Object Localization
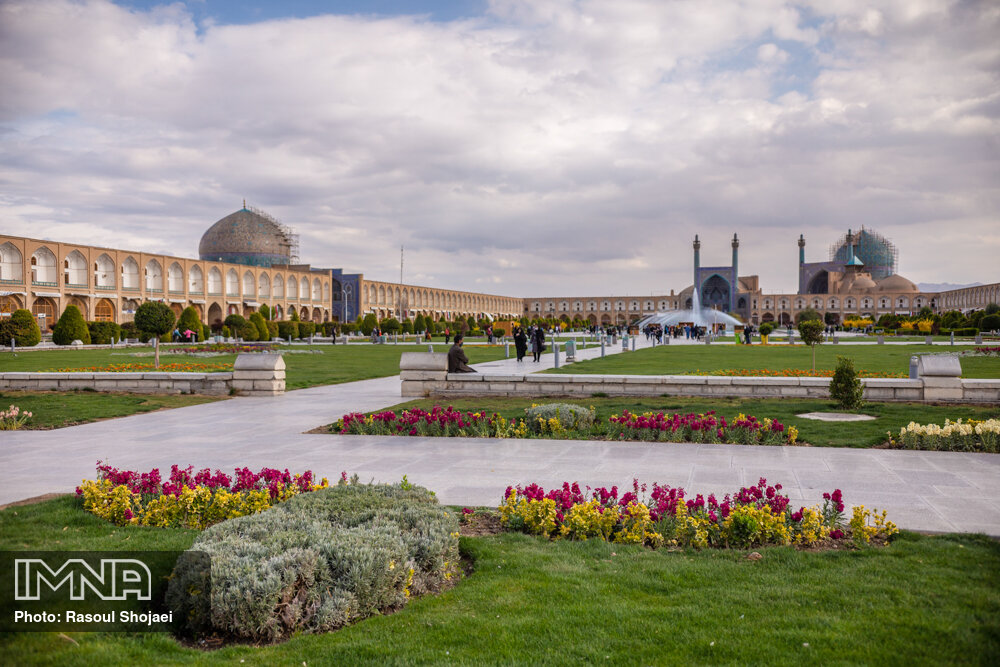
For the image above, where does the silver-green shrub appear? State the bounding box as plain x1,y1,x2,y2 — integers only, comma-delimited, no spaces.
167,482,459,643
524,403,595,433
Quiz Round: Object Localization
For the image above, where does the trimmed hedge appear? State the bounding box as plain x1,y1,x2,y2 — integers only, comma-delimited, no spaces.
298,321,316,338
167,481,459,643
87,320,121,345
277,320,298,340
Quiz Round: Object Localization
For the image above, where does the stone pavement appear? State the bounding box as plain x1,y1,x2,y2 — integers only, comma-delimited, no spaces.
2,335,998,535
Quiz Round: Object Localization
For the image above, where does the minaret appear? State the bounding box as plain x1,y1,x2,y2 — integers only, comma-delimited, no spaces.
731,233,739,312
846,229,855,264
798,234,805,265
693,235,701,292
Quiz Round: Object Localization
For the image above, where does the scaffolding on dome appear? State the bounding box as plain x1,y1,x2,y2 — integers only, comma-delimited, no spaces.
829,226,898,280
248,205,300,263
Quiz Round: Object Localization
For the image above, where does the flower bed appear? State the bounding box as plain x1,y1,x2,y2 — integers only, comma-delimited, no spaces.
334,405,800,445
171,343,277,355
500,478,896,549
689,368,907,378
886,419,999,453
76,462,329,528
972,346,1000,356
0,404,33,430
45,362,233,373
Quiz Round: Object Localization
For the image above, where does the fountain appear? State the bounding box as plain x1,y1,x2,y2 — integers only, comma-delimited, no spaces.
635,287,744,333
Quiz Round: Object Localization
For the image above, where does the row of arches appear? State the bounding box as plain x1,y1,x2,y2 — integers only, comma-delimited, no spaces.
758,295,932,312
940,285,1000,309
0,243,329,302
364,282,518,317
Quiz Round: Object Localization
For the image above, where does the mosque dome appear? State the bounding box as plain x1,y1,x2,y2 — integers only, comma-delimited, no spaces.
876,274,918,293
199,206,297,267
838,272,877,294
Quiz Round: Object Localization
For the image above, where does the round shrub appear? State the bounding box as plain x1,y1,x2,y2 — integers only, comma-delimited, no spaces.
120,321,139,340
167,483,459,643
759,322,774,337
176,306,203,341
266,321,278,339
829,356,864,410
52,305,90,345
0,309,41,347
223,314,246,331
239,321,259,341
524,403,595,433
980,314,1000,332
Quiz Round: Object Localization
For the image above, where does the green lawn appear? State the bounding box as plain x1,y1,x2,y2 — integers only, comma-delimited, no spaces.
545,343,1000,378
0,343,512,390
0,496,997,665
0,390,222,430
363,396,1000,448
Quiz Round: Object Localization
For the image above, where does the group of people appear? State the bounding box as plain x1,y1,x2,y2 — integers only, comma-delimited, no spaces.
511,325,547,363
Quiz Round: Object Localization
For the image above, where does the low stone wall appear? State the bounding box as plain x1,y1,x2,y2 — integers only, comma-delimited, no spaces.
398,353,1000,404
0,371,233,395
0,354,286,396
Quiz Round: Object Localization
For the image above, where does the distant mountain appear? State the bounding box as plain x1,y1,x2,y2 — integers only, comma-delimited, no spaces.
917,281,983,292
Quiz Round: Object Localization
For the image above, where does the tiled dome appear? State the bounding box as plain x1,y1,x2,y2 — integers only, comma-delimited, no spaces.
199,207,293,267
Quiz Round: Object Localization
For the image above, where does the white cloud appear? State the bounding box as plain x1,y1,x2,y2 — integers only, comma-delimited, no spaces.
0,0,997,296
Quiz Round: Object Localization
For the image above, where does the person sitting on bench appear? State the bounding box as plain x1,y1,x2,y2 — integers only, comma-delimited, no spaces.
447,334,477,373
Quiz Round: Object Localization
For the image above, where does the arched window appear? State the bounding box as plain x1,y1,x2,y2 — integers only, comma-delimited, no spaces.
226,269,239,296
94,254,115,288
64,250,87,286
242,271,255,296
122,257,139,290
258,273,270,299
1,242,24,282
287,276,298,300
323,282,330,302
312,279,322,301
167,262,184,292
188,265,204,293
95,298,115,322
145,260,163,291
273,274,284,299
207,267,222,295
32,297,56,328
31,247,57,284
1,295,21,316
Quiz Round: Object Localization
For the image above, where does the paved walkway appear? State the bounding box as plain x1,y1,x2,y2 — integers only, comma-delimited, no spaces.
2,336,998,535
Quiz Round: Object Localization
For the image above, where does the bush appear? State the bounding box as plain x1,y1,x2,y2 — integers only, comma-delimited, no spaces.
87,320,121,345
0,309,41,347
524,403,595,434
119,321,139,340
167,482,459,643
493,327,506,337
380,317,400,334
239,322,259,341
829,356,864,410
951,327,979,337
758,322,774,337
249,312,269,341
202,324,211,341
52,305,91,345
266,321,278,339
794,308,823,325
980,314,1000,332
176,306,203,341
134,302,175,338
298,321,316,338
361,313,377,335
277,320,299,340
221,325,231,338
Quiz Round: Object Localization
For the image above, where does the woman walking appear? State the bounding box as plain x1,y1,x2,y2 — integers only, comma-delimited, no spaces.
531,326,545,363
513,325,528,362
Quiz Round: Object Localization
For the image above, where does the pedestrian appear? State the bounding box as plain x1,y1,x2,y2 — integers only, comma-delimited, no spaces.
531,326,545,363
444,327,451,345
513,325,528,362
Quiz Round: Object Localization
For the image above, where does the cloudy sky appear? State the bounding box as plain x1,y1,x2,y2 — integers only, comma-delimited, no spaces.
1,0,997,297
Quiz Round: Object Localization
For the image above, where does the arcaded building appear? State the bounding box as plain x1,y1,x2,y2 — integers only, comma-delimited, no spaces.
0,205,521,331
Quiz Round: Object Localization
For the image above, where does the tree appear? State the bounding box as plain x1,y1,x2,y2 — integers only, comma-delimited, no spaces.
798,319,825,370
380,317,400,334
985,303,1000,316
918,306,934,319
223,314,246,331
829,356,864,410
259,304,271,320
177,306,203,341
0,309,41,347
794,308,823,326
239,322,259,341
52,305,91,346
824,311,839,326
249,312,269,341
361,313,377,335
290,309,300,322
134,301,175,368
981,314,1000,333
413,314,426,333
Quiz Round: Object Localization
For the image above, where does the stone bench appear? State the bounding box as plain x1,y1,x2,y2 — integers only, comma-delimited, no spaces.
231,354,286,396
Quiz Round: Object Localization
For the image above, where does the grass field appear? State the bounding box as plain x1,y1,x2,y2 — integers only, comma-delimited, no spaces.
0,343,513,390
545,343,1000,378
1,496,997,665
0,390,222,429
367,396,1000,448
